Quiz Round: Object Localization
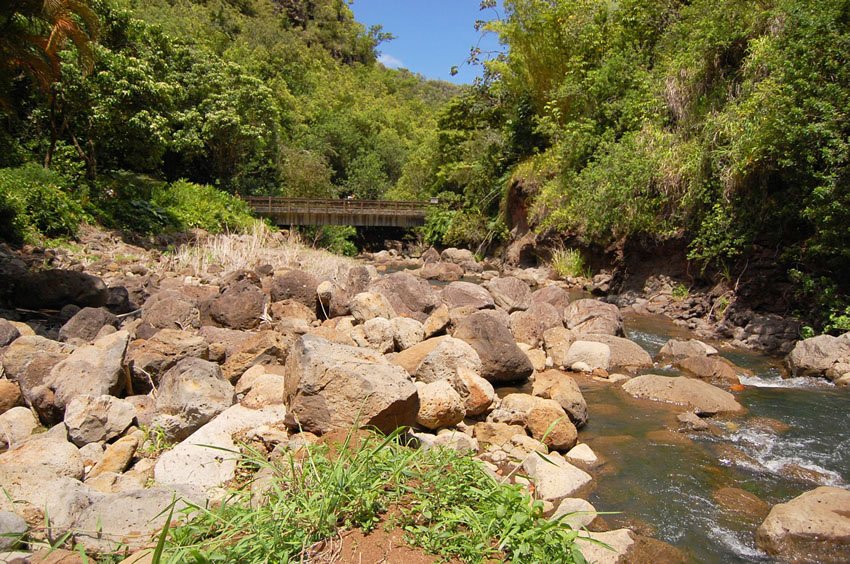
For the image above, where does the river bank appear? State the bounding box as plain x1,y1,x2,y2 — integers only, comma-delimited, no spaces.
0,224,847,562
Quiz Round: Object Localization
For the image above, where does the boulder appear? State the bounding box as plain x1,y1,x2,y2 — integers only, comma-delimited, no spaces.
206,279,265,330
493,394,578,451
543,327,576,369
563,341,611,371
58,307,118,344
140,290,200,331
581,334,653,371
522,451,592,503
284,335,418,434
126,329,209,393
563,299,623,336
45,331,129,412
457,370,495,416
269,269,318,309
532,370,588,427
44,478,204,553
154,358,236,441
306,325,357,347
415,380,465,430
422,304,450,338
530,285,572,311
756,486,850,563
63,395,135,447
550,497,597,528
271,299,316,324
198,326,251,362
454,311,534,383
87,434,139,480
3,336,72,424
349,292,396,322
440,248,475,264
0,511,27,550
565,443,598,466
441,282,495,310
12,270,107,309
221,330,292,382
675,355,743,385
786,334,850,380
486,276,531,312
241,374,286,409
657,339,719,360
0,319,20,348
509,302,563,347
155,404,286,491
576,529,636,564
0,407,38,448
391,317,425,351
421,261,464,282
422,247,441,264
472,422,527,448
369,272,439,322
0,380,21,415
351,317,395,353
622,375,743,415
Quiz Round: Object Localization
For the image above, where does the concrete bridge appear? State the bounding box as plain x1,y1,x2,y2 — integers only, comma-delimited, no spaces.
246,196,433,228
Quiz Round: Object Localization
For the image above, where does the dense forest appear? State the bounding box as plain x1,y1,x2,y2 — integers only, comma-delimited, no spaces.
1,0,457,244
2,0,849,331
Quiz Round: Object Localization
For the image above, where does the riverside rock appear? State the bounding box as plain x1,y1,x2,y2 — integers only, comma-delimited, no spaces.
486,276,531,312
284,335,418,434
391,317,424,350
657,338,719,360
581,334,653,371
563,341,611,371
140,290,200,331
756,486,850,563
370,272,439,321
349,292,396,322
154,357,236,441
509,302,563,347
207,278,266,330
441,281,495,310
786,334,850,380
12,270,108,309
58,307,118,344
126,329,209,391
675,355,743,385
563,299,623,336
0,407,38,448
622,375,743,415
454,310,534,383
543,326,576,369
63,395,135,447
532,370,588,427
415,380,465,430
530,285,572,311
0,319,20,347
269,269,319,309
45,330,129,412
522,451,592,503
0,380,21,415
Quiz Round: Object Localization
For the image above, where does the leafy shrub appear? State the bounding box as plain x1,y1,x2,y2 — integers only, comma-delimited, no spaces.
160,430,589,563
152,180,254,233
0,164,86,242
316,225,358,256
550,247,590,279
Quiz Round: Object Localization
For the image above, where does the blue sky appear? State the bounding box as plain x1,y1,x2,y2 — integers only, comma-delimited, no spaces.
349,0,504,84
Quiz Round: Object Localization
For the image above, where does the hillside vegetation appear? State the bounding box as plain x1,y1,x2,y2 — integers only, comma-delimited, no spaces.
408,0,850,332
1,0,457,241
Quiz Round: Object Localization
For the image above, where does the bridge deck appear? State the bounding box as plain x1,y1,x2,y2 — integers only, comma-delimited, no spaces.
246,197,432,227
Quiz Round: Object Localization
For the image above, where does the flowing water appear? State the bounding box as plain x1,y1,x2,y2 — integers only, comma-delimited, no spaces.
580,314,850,562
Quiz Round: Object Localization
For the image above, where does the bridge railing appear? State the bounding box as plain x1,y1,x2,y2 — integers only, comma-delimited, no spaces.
244,196,435,227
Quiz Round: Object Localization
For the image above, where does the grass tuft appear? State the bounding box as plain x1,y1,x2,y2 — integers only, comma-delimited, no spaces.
156,430,589,563
550,247,591,279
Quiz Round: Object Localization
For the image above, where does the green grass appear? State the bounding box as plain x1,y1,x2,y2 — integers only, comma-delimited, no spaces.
156,429,591,563
550,248,591,279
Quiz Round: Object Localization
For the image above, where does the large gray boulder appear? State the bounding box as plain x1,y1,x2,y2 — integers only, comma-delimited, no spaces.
563,299,623,336
486,276,531,313
454,311,534,383
155,404,286,491
786,334,850,380
64,395,136,447
657,338,718,360
284,335,418,434
154,357,236,441
509,302,563,347
522,451,592,503
369,272,439,322
44,330,129,411
441,281,495,310
756,486,850,563
58,307,118,344
530,285,572,311
45,477,205,553
581,334,653,371
622,375,743,415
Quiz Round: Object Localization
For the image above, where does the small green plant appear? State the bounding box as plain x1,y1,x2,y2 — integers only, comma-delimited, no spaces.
671,283,690,301
157,429,590,563
550,247,590,279
139,425,174,458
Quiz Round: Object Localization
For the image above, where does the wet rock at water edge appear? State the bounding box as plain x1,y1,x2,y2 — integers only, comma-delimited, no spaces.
622,374,743,415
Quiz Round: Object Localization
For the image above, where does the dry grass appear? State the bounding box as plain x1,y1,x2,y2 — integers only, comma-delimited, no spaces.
159,221,355,280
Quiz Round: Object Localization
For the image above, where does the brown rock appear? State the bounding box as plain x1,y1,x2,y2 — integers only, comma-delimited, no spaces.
509,302,563,347
713,487,770,521
369,272,439,322
486,276,531,312
269,269,319,309
0,380,22,415
87,435,139,480
473,422,527,447
206,279,266,330
622,374,743,415
530,285,571,311
563,299,623,336
532,370,588,427
221,330,292,382
675,355,744,385
526,398,578,451
441,281,495,310
454,311,533,383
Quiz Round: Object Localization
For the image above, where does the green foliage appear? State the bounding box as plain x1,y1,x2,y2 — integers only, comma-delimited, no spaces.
314,225,358,257
671,283,690,302
550,248,590,279
0,164,86,242
159,430,588,563
152,180,254,233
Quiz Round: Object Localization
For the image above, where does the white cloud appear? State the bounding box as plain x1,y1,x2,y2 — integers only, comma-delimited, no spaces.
377,53,404,69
